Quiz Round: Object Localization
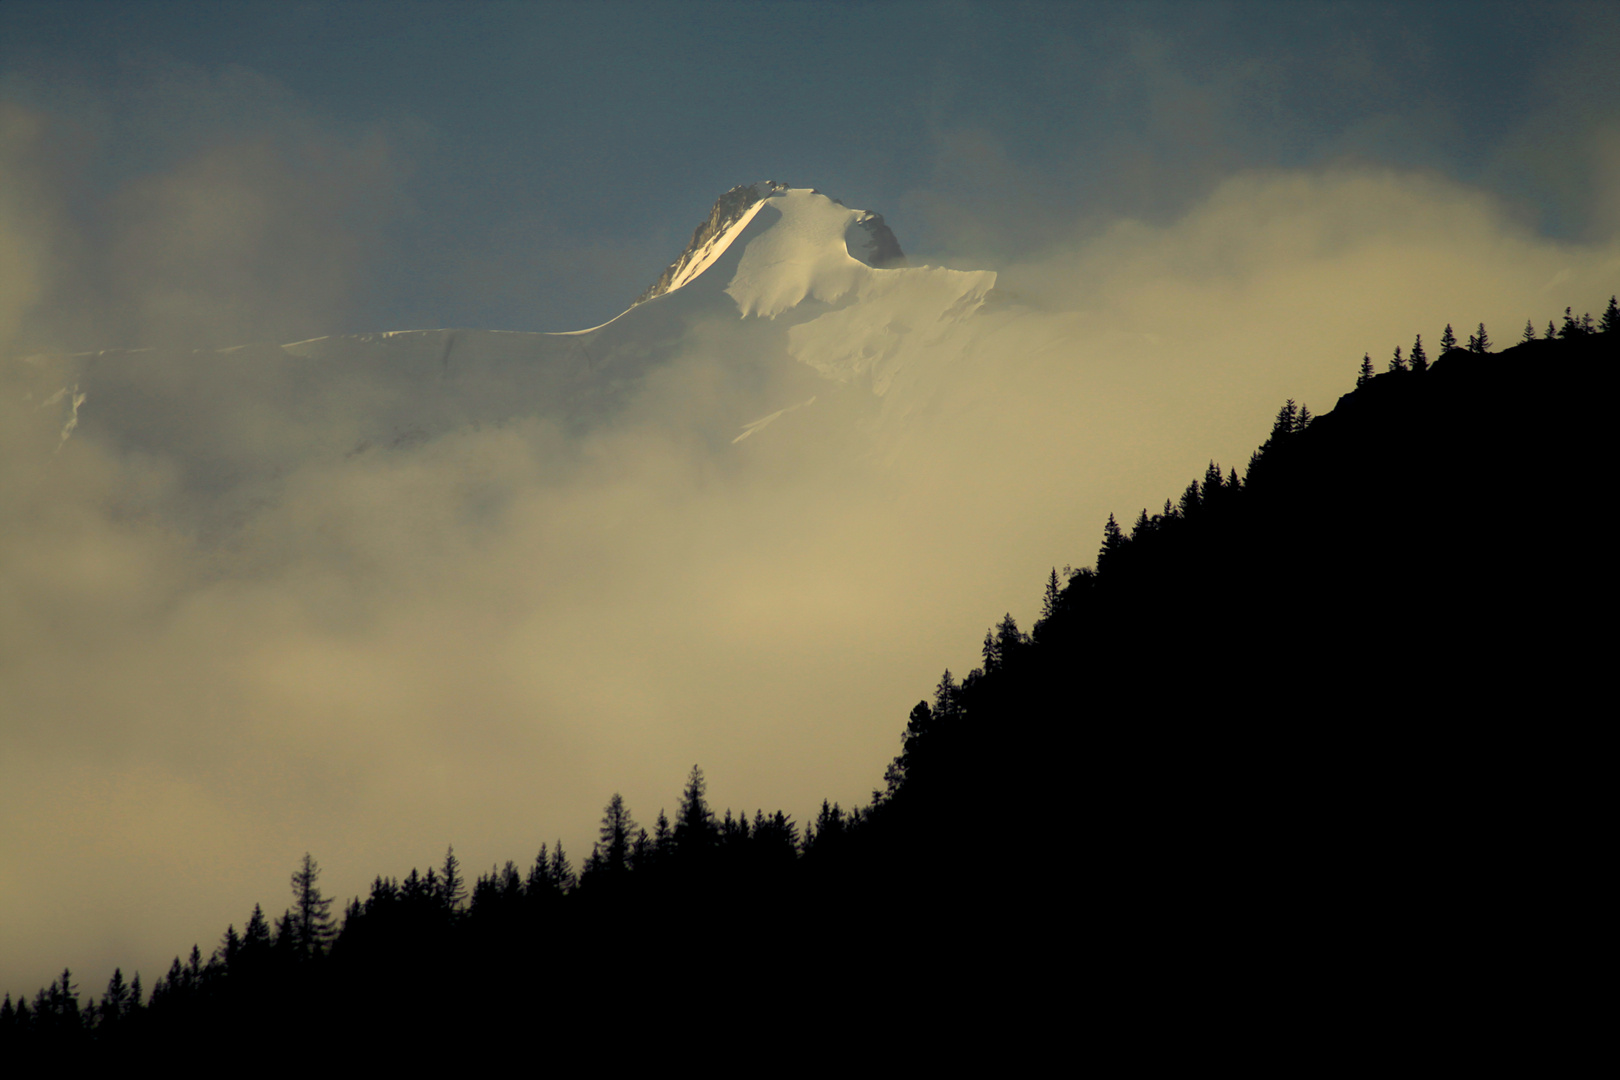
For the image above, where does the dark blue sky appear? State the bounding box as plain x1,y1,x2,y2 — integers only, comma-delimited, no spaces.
3,1,1615,340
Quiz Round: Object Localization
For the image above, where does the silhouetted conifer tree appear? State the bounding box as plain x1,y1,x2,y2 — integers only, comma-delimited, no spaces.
288,853,336,960
1602,296,1619,335
803,800,846,856
100,968,130,1027
1357,353,1374,386
1389,345,1406,373
977,627,997,672
550,842,576,892
933,670,960,727
1409,335,1427,372
1276,400,1300,437
1178,479,1201,518
1040,568,1062,622
674,767,717,859
439,846,467,915
526,845,553,895
1098,513,1125,575
186,944,204,991
1471,323,1490,352
1521,319,1536,343
219,924,242,971
591,794,638,877
994,614,1025,667
243,903,271,952
753,811,798,863
1441,323,1457,352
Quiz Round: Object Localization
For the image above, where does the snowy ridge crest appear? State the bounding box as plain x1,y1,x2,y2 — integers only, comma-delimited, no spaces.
633,181,907,308
634,181,786,307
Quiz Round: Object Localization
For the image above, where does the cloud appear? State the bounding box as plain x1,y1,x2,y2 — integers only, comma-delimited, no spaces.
1,60,411,355
4,148,1618,1004
0,102,60,352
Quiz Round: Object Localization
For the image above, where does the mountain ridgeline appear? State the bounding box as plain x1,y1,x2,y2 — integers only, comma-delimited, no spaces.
5,311,1612,1058
632,181,784,307
632,180,906,308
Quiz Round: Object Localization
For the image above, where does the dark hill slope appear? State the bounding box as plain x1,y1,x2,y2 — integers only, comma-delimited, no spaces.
857,330,1610,1041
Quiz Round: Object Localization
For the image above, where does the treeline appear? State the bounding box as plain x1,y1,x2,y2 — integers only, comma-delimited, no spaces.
6,301,1612,1058
1361,296,1617,382
1,762,886,1056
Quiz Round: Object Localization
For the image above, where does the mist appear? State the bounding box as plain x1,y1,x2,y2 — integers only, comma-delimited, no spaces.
4,5,1620,1004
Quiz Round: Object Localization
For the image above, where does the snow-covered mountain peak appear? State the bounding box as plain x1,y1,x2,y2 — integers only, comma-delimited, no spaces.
634,183,906,312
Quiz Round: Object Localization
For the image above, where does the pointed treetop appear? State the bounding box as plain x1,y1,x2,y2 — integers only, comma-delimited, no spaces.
675,766,716,852
440,846,467,912
597,794,638,873
1272,398,1300,436
1098,513,1125,573
288,853,335,960
1040,567,1062,621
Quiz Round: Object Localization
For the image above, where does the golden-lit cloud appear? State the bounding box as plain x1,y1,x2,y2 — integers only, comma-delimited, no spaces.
4,81,1619,1007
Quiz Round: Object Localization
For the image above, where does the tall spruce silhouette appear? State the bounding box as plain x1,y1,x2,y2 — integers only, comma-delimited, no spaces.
674,765,717,862
288,854,335,961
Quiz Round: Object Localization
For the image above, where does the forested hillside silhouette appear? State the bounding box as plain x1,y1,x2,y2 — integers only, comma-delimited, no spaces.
6,301,1613,1060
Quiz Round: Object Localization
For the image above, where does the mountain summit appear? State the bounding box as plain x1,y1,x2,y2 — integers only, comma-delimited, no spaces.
634,182,907,308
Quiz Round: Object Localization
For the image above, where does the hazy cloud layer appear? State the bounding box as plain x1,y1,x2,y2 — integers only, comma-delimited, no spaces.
5,140,1616,996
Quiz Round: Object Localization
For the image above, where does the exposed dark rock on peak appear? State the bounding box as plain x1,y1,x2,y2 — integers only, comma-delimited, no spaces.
634,181,784,307
847,209,906,269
